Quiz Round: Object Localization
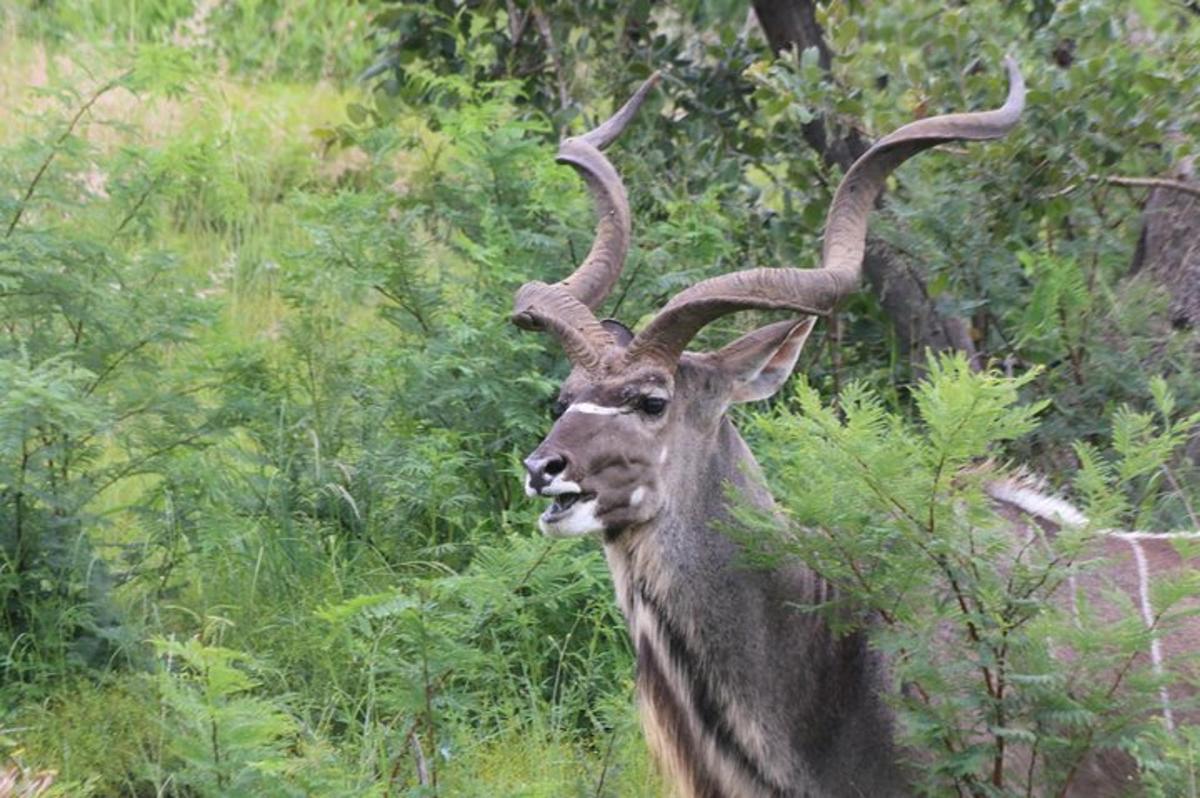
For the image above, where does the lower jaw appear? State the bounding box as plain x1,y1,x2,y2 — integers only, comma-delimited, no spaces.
540,508,571,526
540,494,594,524
538,498,602,537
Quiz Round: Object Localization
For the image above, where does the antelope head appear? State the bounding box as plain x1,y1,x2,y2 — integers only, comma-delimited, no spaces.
515,62,1025,541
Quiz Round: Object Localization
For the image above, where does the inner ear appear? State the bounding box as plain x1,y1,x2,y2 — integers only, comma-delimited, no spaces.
716,318,817,403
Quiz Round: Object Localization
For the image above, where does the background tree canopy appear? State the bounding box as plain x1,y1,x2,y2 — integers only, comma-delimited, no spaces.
0,1,1197,795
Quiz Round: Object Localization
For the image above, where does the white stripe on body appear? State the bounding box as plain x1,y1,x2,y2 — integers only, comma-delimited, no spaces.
988,477,1200,727
605,536,788,797
1123,536,1175,730
986,481,1088,527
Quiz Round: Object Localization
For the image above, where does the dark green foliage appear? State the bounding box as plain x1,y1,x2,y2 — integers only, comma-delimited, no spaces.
1,68,214,682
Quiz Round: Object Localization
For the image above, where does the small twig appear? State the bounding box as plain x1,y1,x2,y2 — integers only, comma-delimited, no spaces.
112,174,165,240
1040,182,1079,200
1024,731,1041,798
6,73,128,238
1161,464,1200,530
82,428,210,503
373,284,432,334
325,232,432,334
1055,608,1167,797
609,255,645,318
1042,175,1200,201
505,0,530,48
1096,175,1200,198
592,721,621,798
408,728,430,787
83,335,156,395
210,706,225,790
531,4,570,114
385,720,416,795
517,541,557,589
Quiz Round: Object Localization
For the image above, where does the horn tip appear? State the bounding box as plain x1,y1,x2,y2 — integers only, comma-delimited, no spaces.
1001,54,1025,107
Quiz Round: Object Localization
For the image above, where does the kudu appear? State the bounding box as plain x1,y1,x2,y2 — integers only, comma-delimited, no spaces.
511,63,1199,797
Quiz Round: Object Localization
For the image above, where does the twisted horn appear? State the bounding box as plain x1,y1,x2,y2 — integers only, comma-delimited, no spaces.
512,72,662,370
624,58,1024,368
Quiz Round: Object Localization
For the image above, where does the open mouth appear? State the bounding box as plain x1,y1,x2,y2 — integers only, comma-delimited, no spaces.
541,491,595,521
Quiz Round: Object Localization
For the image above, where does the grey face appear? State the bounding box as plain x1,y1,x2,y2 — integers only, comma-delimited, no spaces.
524,362,678,538
523,320,816,539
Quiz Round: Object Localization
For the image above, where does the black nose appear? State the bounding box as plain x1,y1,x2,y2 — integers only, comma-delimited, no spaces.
525,453,569,493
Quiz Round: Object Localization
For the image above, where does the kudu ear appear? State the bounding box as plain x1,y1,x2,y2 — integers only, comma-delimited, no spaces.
600,319,635,347
716,318,817,403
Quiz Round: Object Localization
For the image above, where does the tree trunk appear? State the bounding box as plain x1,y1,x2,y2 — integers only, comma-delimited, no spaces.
1128,156,1200,462
750,0,980,368
1130,156,1200,332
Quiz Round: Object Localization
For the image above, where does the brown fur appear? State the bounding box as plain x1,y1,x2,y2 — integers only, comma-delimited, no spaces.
989,479,1200,795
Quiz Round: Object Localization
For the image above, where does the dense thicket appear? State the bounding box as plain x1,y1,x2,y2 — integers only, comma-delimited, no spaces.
0,1,1196,795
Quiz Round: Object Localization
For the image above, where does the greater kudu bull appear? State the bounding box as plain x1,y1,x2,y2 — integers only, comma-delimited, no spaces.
510,61,1199,797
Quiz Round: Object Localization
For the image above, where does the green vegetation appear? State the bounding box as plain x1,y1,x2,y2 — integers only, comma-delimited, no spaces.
0,1,1197,795
739,359,1200,795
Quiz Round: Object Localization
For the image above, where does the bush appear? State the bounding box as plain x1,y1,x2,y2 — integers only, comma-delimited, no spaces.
739,356,1200,795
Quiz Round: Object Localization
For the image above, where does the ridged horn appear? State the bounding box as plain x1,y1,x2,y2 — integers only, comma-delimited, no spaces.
512,72,662,371
624,58,1024,368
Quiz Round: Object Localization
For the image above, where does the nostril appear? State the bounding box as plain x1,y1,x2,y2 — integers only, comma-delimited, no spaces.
523,454,569,492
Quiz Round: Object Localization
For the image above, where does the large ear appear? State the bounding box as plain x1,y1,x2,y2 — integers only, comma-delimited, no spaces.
715,318,817,403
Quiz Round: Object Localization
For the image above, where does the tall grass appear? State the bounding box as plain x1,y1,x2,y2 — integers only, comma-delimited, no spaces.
0,4,654,796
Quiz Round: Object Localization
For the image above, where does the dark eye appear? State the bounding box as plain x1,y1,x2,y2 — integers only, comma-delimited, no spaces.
638,396,668,416
550,399,568,419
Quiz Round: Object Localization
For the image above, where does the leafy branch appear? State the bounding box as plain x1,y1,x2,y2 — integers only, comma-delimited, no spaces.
5,72,129,238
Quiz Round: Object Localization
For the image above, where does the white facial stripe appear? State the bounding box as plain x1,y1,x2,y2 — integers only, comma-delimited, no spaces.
630,487,645,507
539,498,602,538
566,402,624,416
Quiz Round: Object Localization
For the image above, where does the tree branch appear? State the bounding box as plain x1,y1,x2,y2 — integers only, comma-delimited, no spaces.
6,73,128,239
1046,175,1200,201
1098,175,1200,199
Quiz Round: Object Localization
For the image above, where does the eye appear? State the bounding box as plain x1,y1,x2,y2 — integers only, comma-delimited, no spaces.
637,395,668,416
550,399,568,419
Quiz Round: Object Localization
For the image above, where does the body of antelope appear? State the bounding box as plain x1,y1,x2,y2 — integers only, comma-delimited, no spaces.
510,63,1198,797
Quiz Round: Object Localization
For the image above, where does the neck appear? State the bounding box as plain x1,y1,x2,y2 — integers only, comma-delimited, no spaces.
604,417,905,797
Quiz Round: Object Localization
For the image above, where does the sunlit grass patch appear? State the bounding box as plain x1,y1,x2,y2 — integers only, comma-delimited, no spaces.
438,716,664,798
9,675,161,796
2,0,381,85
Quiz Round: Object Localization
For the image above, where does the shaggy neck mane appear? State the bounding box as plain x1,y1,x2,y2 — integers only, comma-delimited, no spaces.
603,417,903,797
